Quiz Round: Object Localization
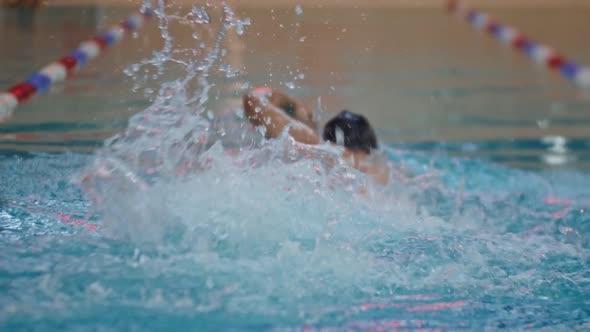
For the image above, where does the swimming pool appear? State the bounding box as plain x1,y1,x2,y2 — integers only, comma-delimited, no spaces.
1,3,590,331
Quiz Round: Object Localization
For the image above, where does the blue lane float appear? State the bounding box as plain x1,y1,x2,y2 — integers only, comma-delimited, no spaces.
447,0,590,88
0,8,154,122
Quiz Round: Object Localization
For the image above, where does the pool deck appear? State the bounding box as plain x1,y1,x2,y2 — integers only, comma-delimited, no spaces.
39,0,590,8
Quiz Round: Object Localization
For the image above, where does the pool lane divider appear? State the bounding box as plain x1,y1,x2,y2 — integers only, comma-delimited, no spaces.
446,0,590,88
0,8,154,123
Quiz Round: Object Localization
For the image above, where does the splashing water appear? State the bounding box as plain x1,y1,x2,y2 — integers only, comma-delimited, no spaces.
295,5,304,16
79,2,590,327
1,2,590,331
190,6,212,25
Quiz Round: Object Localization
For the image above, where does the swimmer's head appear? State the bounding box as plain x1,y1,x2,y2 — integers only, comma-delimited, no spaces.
322,110,378,154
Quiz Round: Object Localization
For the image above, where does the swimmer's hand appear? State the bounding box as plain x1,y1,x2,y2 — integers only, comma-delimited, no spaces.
242,87,272,127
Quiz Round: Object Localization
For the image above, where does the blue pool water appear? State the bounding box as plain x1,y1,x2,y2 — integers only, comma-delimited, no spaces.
1,146,589,331
2,3,590,331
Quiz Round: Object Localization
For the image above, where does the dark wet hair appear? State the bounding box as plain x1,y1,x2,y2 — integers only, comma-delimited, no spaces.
322,110,378,154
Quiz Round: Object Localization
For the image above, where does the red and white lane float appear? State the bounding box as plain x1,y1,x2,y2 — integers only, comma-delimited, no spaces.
0,8,154,122
447,0,590,88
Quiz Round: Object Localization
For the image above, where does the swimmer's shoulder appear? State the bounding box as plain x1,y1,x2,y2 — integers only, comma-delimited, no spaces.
359,151,391,185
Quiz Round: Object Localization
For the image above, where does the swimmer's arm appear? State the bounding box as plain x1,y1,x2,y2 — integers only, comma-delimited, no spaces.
268,91,316,129
243,92,320,145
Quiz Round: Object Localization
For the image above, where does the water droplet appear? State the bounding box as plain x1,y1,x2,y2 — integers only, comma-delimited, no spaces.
191,6,211,24
235,108,245,119
285,82,296,90
236,24,245,35
235,18,251,36
299,36,306,42
207,110,214,120
297,73,305,80
219,64,240,78
124,64,139,76
192,32,200,39
295,5,303,16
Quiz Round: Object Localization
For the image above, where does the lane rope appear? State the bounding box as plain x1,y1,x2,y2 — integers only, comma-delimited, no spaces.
446,0,590,88
0,7,154,123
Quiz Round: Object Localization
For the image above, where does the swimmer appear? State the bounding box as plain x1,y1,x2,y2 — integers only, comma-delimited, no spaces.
243,87,390,185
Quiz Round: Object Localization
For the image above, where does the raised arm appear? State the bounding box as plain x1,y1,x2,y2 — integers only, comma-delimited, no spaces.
243,88,320,145
266,90,316,129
